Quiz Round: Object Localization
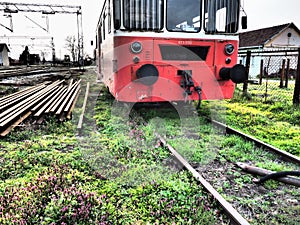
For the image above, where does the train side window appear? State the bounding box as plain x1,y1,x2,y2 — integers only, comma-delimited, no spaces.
98,24,102,44
225,0,239,33
108,0,112,33
123,0,164,31
204,0,239,33
204,0,215,33
103,16,106,40
113,0,121,29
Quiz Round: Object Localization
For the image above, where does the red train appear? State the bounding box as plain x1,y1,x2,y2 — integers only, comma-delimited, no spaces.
96,0,247,105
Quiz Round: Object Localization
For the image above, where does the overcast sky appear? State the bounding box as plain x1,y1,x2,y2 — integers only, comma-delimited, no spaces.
243,0,300,31
0,0,299,59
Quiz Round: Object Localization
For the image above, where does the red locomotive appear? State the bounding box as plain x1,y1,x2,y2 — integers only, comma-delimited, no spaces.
96,0,247,105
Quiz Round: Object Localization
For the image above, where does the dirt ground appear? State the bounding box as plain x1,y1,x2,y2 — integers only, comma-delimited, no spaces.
197,157,300,225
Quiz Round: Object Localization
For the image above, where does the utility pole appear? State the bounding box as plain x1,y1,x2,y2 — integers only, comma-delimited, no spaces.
51,37,56,65
242,51,251,95
293,48,300,105
77,7,84,69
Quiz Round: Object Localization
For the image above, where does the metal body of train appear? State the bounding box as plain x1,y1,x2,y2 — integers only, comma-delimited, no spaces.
96,0,247,104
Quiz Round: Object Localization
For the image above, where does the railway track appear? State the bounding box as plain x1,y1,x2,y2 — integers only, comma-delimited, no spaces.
211,119,300,166
156,133,250,225
146,116,298,224
126,101,300,224
0,65,76,79
126,104,251,224
150,118,300,224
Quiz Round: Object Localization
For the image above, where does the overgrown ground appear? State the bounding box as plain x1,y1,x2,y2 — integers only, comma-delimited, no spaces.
201,83,300,156
0,68,300,224
0,68,227,224
137,99,300,224
196,83,300,224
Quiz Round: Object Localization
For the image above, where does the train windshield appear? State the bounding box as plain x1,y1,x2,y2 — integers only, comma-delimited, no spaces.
204,0,240,33
123,0,164,31
166,0,201,32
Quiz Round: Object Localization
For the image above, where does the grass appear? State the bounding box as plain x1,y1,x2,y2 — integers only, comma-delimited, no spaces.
200,84,300,156
1,69,300,224
190,99,300,225
0,78,223,224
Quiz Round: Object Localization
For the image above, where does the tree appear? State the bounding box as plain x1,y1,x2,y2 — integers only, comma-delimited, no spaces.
65,35,77,62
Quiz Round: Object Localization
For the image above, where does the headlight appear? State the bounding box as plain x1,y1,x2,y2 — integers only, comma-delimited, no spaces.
130,41,142,54
224,44,234,55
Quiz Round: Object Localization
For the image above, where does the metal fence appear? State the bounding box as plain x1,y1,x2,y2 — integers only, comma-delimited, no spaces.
238,49,300,104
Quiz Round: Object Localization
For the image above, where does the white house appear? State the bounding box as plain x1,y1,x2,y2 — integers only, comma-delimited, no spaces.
238,23,300,78
0,43,10,66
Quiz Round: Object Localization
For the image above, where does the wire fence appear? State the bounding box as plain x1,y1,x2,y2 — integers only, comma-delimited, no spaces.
238,49,300,105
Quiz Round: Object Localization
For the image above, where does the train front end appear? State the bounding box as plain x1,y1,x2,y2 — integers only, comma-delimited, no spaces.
100,0,247,103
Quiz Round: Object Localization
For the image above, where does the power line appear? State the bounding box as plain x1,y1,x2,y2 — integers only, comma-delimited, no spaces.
0,2,81,14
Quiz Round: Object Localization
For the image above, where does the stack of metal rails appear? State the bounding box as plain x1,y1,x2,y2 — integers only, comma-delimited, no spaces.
0,79,80,136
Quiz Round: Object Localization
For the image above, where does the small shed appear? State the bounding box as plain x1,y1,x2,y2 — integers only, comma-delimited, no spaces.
0,43,10,66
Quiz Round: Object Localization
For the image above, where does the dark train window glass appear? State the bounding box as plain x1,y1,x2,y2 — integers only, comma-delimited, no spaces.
113,0,121,29
204,0,240,33
123,0,164,31
108,0,111,33
103,16,106,40
98,23,102,44
167,0,201,32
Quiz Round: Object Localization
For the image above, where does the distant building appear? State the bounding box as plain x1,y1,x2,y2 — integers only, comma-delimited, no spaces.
0,43,10,66
238,23,300,78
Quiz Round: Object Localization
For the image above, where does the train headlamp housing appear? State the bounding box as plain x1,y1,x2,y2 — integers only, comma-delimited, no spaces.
130,41,142,54
224,44,234,55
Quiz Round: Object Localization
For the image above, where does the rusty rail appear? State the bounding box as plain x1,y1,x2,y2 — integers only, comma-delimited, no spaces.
156,134,250,225
211,119,300,166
